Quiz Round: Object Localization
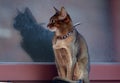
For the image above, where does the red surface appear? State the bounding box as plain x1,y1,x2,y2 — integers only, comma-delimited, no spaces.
0,64,120,81
0,64,57,81
90,64,120,80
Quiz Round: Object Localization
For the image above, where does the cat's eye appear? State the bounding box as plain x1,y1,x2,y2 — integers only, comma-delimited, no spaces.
50,19,56,23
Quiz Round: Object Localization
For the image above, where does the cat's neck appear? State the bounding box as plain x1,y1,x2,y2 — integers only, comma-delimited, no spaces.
56,26,73,35
55,25,74,39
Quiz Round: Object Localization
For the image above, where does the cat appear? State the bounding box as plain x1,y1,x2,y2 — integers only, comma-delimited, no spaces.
47,7,90,83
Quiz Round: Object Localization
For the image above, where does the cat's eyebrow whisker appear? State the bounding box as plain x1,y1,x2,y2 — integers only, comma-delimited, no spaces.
73,22,81,28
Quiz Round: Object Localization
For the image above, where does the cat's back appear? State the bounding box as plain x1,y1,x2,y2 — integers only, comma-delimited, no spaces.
74,29,87,46
74,29,90,72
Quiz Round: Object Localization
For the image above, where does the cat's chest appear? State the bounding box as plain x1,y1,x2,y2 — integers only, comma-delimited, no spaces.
53,36,73,49
53,40,67,49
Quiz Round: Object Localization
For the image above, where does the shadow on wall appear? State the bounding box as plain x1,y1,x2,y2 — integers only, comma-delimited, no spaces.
13,8,54,62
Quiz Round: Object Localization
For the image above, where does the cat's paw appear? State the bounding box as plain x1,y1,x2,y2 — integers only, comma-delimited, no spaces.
73,75,79,81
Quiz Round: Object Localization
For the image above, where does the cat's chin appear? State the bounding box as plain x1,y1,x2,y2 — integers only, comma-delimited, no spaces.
48,27,57,32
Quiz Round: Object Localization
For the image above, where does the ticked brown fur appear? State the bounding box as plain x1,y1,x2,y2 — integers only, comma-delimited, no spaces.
47,7,90,83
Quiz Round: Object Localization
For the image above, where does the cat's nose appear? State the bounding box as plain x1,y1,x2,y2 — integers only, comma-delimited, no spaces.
47,24,50,28
47,24,49,27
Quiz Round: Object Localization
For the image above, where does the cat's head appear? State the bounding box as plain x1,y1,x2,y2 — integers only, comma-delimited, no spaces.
47,7,72,32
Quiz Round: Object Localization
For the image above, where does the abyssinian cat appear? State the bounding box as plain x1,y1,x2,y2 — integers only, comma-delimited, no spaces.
47,7,90,83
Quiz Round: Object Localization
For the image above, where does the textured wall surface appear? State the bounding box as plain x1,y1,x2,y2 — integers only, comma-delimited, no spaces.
0,0,116,62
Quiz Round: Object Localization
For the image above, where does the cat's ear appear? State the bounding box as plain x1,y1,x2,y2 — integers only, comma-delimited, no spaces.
59,7,67,20
53,7,59,13
16,8,22,14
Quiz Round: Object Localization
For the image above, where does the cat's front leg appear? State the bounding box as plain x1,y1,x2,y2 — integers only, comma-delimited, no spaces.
73,58,89,83
61,47,73,80
56,62,66,78
54,49,66,78
73,62,83,81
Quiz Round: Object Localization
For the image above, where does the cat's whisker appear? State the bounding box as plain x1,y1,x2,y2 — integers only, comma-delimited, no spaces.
74,22,81,28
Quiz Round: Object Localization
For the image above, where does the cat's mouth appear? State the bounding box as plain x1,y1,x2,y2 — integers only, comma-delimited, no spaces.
47,25,57,32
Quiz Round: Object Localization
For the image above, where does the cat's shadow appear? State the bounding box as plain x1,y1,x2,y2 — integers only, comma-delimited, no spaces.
13,7,54,62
